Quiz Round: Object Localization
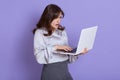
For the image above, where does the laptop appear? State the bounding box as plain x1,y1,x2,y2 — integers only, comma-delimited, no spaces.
59,26,98,55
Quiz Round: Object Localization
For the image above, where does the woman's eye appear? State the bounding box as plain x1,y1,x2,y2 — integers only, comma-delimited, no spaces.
60,15,63,18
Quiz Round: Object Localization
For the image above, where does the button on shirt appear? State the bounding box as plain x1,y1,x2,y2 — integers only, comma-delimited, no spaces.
34,28,78,64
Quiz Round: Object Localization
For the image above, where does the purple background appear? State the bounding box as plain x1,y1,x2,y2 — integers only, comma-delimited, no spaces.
0,0,120,80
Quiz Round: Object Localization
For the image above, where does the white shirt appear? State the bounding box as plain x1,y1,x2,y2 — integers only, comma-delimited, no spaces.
34,28,78,64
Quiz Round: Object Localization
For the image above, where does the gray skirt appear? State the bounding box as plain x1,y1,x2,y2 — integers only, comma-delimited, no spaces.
41,60,73,80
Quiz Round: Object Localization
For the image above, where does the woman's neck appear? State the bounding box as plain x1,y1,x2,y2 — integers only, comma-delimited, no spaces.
52,28,57,33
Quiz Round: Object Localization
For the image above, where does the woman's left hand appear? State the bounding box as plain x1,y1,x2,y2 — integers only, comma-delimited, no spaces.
78,48,88,55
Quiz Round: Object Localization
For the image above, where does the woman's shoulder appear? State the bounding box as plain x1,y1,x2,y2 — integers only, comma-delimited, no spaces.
35,28,46,34
61,29,67,34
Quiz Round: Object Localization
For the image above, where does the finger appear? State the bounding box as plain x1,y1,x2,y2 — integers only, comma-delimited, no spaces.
68,46,73,50
64,48,69,51
84,48,87,51
84,48,88,53
67,47,72,51
67,47,71,51
64,48,72,52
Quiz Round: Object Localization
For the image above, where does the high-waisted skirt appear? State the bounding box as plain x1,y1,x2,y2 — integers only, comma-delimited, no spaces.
41,60,73,80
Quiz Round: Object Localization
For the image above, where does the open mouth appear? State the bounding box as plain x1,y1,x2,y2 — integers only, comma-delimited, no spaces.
56,24,59,26
55,24,59,27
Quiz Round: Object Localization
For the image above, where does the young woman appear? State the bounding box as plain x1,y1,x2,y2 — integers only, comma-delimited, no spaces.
33,4,88,80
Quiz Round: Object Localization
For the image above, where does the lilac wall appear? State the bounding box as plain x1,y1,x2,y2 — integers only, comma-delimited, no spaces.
0,0,120,80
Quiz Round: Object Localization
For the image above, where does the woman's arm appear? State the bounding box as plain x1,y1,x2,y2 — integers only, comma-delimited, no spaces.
34,30,56,64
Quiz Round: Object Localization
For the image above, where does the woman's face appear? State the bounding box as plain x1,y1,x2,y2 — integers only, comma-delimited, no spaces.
51,13,63,30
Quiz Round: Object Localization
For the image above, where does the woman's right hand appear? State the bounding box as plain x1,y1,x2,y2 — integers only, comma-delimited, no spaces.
55,45,73,52
77,48,88,55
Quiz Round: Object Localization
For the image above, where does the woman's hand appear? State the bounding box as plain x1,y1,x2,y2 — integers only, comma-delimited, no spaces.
78,48,88,55
55,45,73,52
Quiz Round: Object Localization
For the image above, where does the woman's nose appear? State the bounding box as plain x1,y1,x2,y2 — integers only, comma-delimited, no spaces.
57,18,61,23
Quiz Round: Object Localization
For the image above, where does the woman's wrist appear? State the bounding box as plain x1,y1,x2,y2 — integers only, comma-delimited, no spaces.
54,45,59,50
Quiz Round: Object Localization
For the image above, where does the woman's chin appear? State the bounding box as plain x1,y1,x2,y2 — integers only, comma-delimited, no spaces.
54,26,58,29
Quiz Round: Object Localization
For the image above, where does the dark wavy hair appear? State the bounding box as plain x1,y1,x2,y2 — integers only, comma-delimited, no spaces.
33,4,65,36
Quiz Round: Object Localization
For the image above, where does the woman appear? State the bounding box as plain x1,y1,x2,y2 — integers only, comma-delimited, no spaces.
33,4,87,80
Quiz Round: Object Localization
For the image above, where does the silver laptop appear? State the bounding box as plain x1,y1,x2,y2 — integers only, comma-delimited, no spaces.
60,26,98,55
